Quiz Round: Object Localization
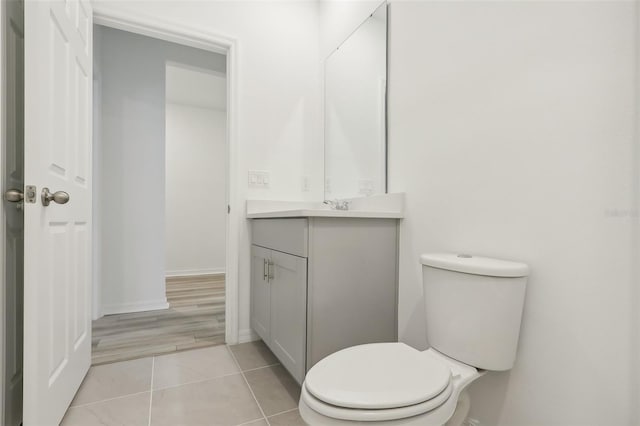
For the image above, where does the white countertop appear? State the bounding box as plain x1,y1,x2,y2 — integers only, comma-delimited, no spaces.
246,193,404,219
246,209,403,219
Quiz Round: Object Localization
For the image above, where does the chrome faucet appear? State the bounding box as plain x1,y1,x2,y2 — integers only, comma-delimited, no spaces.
323,199,350,211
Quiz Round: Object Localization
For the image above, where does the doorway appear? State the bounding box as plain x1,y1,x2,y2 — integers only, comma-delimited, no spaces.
91,25,229,364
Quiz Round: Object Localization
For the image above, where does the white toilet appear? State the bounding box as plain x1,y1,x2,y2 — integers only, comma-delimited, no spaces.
299,253,529,425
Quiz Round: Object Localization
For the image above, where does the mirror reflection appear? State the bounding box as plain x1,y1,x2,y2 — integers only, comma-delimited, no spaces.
324,2,387,200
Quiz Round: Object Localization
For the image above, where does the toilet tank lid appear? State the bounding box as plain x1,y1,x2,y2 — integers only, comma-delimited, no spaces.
420,253,529,278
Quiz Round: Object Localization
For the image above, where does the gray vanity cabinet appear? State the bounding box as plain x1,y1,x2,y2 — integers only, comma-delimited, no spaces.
251,217,398,385
250,243,307,383
270,251,308,380
250,246,272,341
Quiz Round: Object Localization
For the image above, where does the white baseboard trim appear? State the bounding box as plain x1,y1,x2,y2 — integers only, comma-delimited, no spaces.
101,299,170,316
238,328,260,344
165,267,226,277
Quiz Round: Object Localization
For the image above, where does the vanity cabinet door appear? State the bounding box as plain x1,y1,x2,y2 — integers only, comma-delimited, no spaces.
251,245,271,342
270,251,308,384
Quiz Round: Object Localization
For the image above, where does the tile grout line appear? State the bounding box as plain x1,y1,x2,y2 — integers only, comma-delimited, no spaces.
69,390,151,409
242,362,281,373
226,345,271,426
267,407,298,418
148,356,155,426
235,420,267,426
153,370,244,392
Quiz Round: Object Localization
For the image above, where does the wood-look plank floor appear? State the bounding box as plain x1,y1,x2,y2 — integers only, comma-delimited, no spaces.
91,274,225,365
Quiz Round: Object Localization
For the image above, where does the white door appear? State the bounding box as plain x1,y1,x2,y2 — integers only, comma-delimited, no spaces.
23,0,93,424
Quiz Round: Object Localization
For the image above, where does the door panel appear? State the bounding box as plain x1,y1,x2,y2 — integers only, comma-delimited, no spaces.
23,0,93,424
73,223,89,345
251,245,270,342
270,251,307,383
74,56,89,184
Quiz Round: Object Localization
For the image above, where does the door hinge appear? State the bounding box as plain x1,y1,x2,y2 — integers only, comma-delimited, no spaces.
227,204,230,214
25,185,37,204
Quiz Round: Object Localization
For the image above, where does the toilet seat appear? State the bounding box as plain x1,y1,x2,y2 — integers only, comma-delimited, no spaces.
301,378,453,422
302,343,454,422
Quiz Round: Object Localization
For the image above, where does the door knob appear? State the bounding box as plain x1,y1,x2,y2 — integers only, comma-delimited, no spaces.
41,187,70,206
4,189,24,202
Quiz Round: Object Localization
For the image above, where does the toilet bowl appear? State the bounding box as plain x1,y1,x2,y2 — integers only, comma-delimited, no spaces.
299,253,529,425
299,343,484,425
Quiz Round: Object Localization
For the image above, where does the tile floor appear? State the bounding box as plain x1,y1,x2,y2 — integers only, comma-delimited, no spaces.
61,341,306,426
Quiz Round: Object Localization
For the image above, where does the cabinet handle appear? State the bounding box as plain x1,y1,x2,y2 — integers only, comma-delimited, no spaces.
263,259,268,281
268,260,274,280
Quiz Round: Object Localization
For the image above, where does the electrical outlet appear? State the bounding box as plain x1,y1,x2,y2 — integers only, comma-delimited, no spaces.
324,177,332,194
248,171,270,189
358,179,374,196
301,176,310,192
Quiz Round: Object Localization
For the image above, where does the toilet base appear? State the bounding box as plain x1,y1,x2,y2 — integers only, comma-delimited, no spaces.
444,391,471,426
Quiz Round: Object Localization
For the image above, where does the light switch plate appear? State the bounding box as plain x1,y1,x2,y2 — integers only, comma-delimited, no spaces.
248,171,270,189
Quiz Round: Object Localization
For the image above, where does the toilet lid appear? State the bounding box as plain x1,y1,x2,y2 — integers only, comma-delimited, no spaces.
304,343,451,410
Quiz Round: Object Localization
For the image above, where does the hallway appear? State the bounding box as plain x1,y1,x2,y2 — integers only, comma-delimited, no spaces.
91,274,225,365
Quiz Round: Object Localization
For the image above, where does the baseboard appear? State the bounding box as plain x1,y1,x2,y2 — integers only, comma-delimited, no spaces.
101,299,170,315
238,328,260,344
165,267,226,277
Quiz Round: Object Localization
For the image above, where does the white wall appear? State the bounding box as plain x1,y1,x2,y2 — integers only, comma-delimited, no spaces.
94,1,322,337
165,102,226,276
385,2,637,425
94,25,227,315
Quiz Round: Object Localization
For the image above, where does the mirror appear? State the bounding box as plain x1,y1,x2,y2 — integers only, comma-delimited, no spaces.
324,2,387,199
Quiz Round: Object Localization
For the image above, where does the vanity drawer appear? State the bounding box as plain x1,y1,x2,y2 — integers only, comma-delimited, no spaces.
252,218,308,258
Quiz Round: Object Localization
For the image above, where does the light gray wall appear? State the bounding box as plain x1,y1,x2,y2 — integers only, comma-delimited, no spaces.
165,103,226,276
94,25,226,315
386,2,637,425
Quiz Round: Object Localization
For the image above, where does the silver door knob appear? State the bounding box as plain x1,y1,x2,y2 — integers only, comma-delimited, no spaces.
4,189,24,202
41,187,70,206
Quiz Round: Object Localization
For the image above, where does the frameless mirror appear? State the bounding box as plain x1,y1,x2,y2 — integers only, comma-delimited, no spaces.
324,2,387,200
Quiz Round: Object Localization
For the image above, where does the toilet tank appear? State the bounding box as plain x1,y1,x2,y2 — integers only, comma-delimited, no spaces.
421,253,529,371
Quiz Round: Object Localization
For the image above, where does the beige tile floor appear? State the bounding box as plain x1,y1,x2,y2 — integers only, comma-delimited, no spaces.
62,341,306,426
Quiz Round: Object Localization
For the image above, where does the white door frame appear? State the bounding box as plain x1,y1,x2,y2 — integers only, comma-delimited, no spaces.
92,5,240,345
